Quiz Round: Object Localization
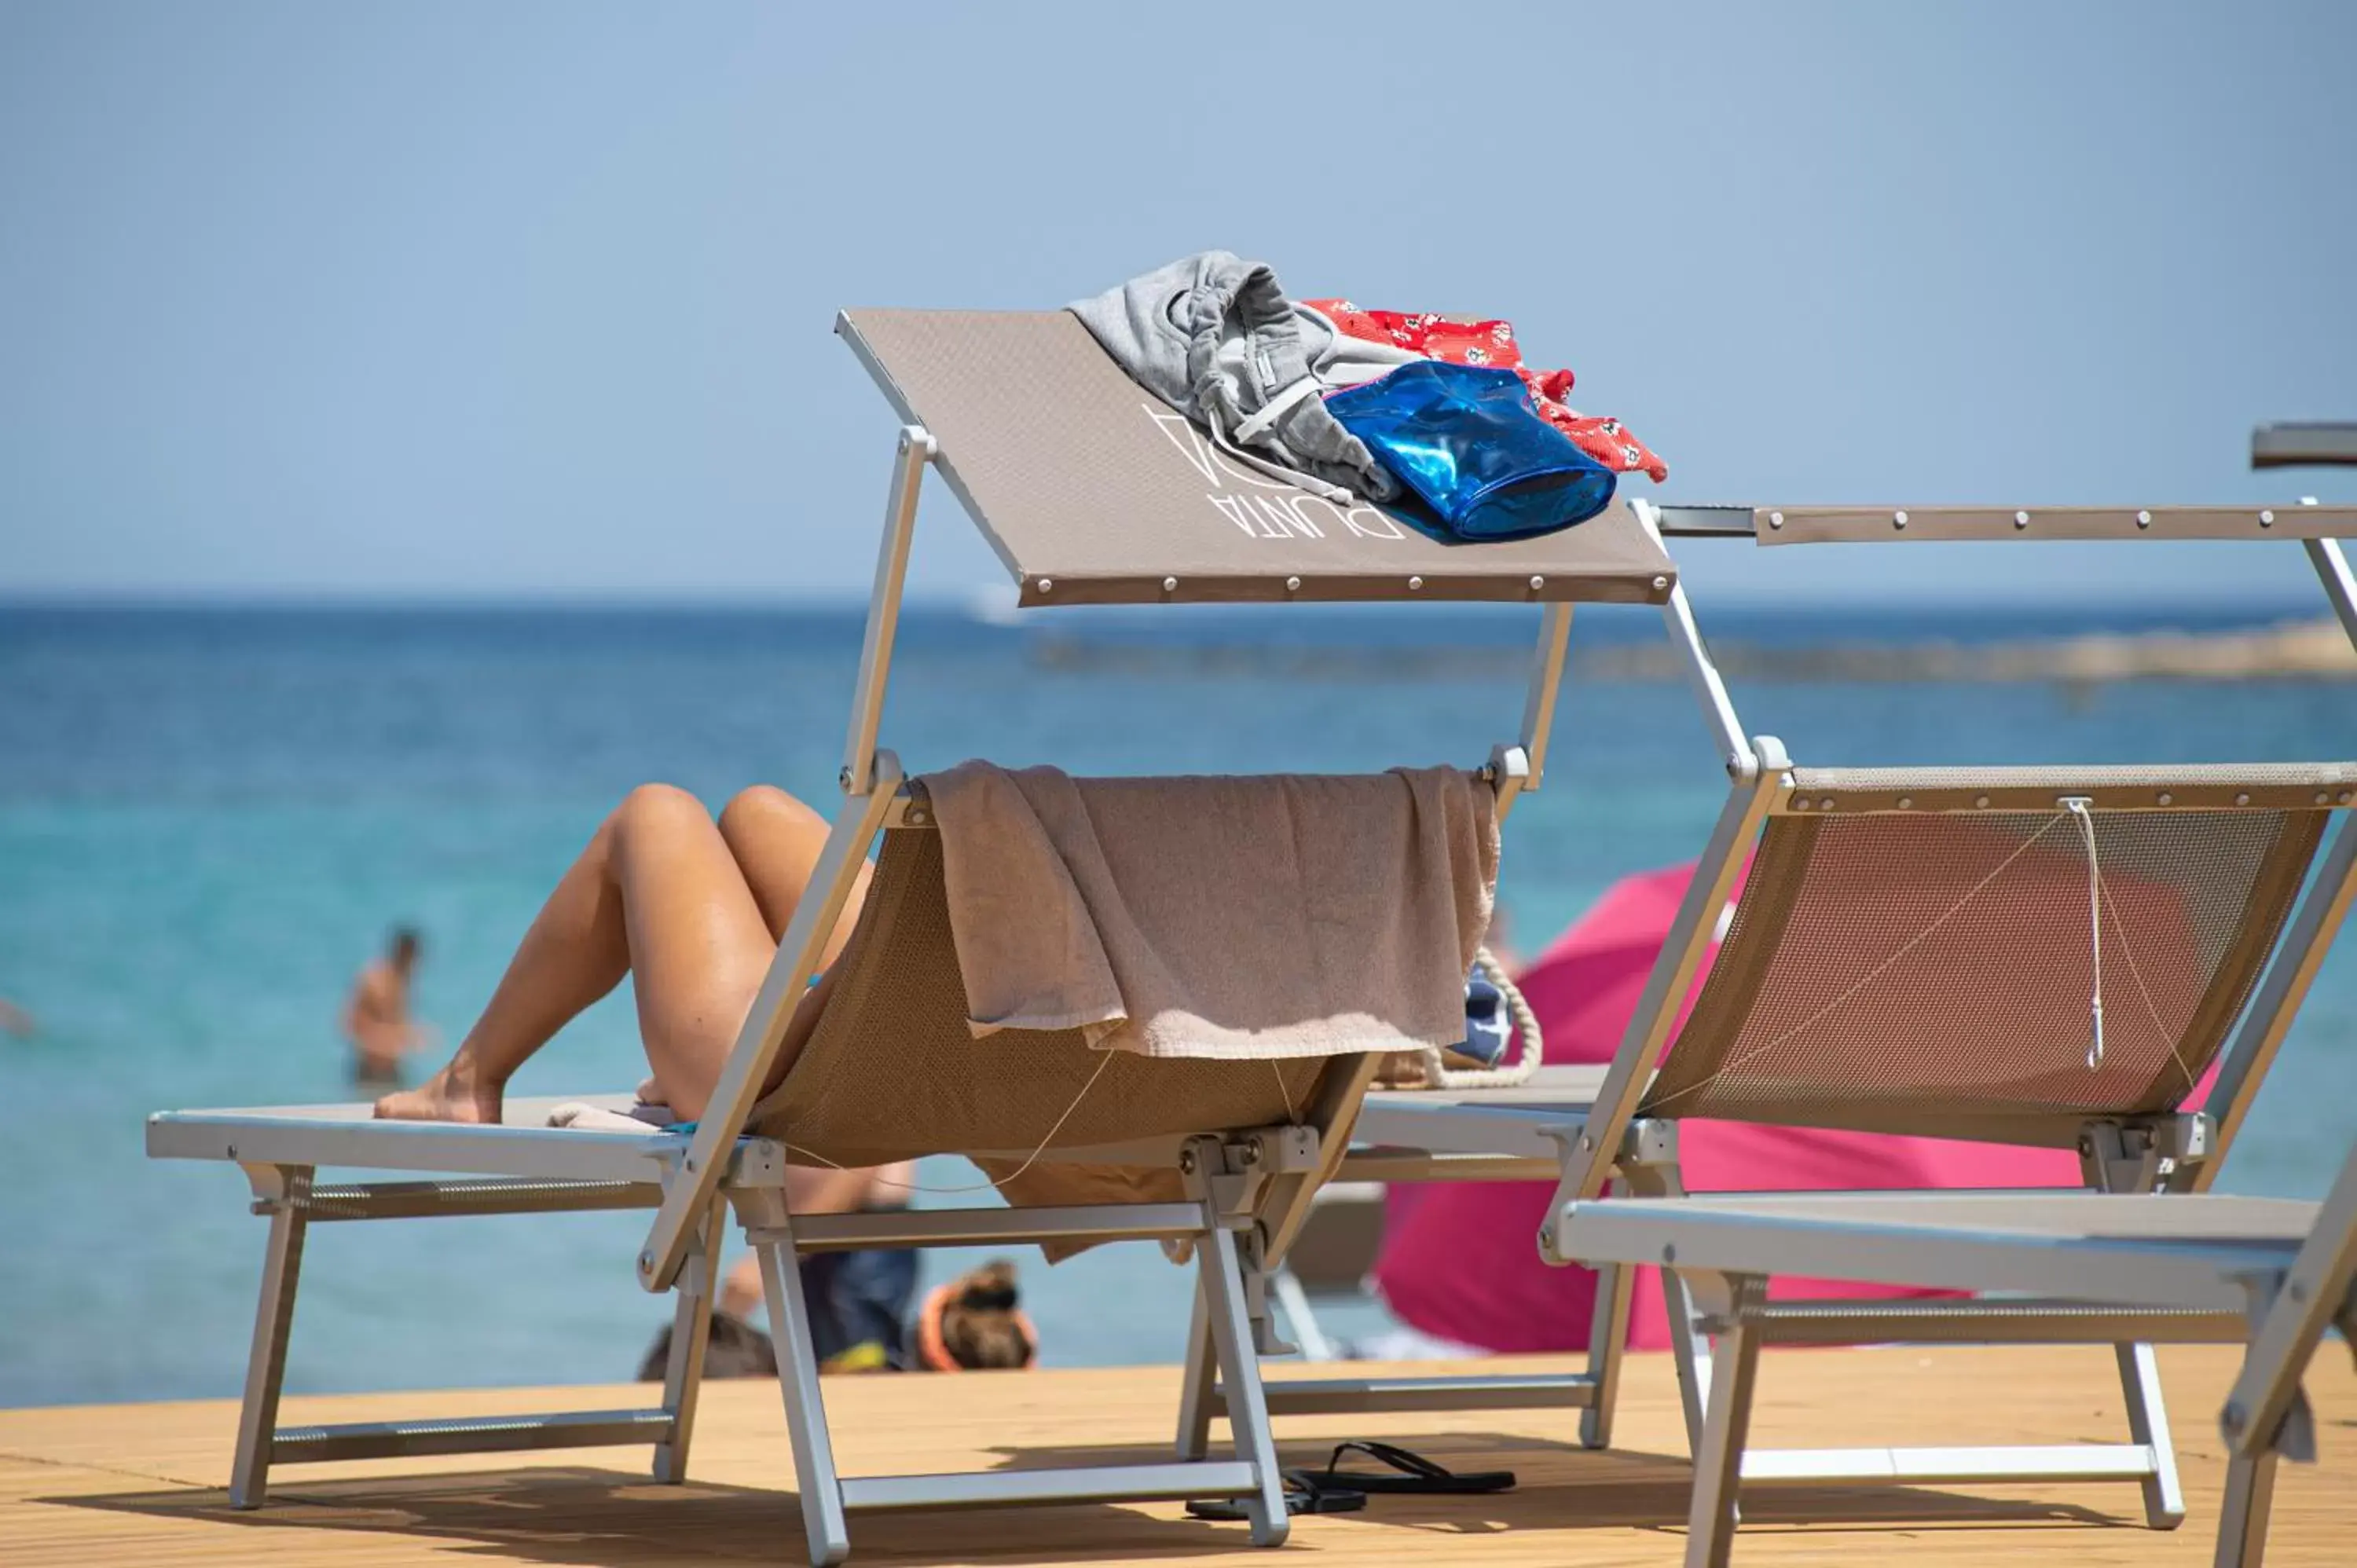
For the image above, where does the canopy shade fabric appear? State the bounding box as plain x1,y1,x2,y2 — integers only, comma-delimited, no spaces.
838,309,1679,609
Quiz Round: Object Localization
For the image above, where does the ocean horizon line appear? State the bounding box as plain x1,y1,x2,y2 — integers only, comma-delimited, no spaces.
0,588,2337,622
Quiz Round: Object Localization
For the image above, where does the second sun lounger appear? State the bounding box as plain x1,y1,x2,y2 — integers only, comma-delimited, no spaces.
1186,496,2357,1523
1556,1140,2357,1566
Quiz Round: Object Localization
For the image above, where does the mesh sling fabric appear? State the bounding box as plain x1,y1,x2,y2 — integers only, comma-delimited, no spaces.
748,827,1339,1211
1640,800,2326,1139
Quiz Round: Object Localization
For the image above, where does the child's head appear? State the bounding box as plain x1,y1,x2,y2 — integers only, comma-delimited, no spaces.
923,1260,1037,1371
638,1311,778,1382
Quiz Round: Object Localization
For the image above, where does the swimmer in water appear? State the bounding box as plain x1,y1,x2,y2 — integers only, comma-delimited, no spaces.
343,926,432,1083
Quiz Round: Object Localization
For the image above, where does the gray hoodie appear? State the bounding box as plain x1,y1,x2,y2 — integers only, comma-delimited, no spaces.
1069,251,1418,503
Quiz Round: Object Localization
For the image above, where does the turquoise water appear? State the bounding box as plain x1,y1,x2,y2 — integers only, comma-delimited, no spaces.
5,603,2355,1408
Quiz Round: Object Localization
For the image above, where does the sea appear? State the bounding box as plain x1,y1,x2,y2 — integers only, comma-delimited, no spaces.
5,601,2355,1409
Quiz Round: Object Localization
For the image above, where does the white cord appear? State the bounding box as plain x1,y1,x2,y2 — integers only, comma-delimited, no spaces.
2062,797,2106,1070
1204,408,1356,503
1231,376,1325,442
786,1047,1117,1196
2096,875,2198,1094
1271,1061,1299,1124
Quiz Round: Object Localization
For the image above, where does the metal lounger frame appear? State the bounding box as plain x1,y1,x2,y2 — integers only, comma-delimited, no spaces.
1552,1142,2357,1566
147,1105,762,1504
147,1095,1338,1563
1181,497,2357,1515
148,315,1636,1564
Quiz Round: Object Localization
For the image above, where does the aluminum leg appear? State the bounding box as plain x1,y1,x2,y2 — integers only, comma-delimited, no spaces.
2117,1340,2189,1529
2214,1451,2280,1568
229,1165,311,1509
1663,1266,1712,1453
756,1229,850,1566
2088,1125,2188,1529
1579,1259,1635,1450
1684,1274,1764,1568
1196,1217,1290,1548
1175,1281,1218,1460
1621,1158,1714,1453
652,1194,725,1484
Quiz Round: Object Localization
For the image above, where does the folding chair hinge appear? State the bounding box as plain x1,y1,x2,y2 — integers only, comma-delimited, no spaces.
1179,1128,1318,1217
728,1186,794,1239
1539,1119,1678,1265
2080,1119,2158,1193
1486,742,1534,802
1681,1269,1765,1331
2224,1269,2322,1462
1204,1163,1268,1218
1248,1123,1322,1174
2154,1112,2212,1169
2267,1387,2320,1464
241,1162,307,1210
1617,1118,1679,1171
650,1136,788,1196
1178,1140,1298,1354
1539,1115,1676,1181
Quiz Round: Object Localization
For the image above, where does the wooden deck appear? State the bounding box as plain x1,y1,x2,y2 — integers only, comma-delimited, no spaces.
2,1345,2351,1566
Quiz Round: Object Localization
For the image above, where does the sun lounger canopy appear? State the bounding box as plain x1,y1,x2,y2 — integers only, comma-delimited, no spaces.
838,310,1680,609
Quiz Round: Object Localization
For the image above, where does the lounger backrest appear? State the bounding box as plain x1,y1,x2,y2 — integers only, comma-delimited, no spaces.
1638,763,2348,1143
747,817,1343,1178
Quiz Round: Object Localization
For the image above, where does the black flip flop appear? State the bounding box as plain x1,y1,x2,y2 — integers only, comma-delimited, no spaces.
1186,1473,1367,1521
1288,1440,1516,1496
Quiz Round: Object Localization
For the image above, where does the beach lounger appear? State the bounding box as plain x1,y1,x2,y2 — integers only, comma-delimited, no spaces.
1185,497,2357,1514
1556,1141,2357,1566
146,308,1684,1564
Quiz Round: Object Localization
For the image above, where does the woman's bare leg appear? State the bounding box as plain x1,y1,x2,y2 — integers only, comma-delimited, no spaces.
717,785,874,962
712,785,878,1109
376,783,783,1125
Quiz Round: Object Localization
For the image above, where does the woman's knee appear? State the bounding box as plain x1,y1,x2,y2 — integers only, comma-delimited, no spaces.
717,785,825,852
610,782,712,851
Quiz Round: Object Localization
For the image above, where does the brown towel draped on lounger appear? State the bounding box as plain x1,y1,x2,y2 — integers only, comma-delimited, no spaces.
922,763,1499,1061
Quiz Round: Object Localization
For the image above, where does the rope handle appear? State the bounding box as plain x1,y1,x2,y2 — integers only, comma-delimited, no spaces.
1416,945,1545,1090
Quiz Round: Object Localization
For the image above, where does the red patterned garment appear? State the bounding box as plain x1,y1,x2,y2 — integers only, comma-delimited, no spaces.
1307,299,1667,482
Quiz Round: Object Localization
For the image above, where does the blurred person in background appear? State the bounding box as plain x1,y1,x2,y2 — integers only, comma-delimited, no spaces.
712,1160,922,1373
343,926,432,1086
637,1158,1039,1378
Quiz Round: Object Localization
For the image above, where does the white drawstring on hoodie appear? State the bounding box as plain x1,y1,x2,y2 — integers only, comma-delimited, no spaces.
1205,396,1358,505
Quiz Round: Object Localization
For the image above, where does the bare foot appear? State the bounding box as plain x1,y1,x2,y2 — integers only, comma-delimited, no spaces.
373,1052,505,1123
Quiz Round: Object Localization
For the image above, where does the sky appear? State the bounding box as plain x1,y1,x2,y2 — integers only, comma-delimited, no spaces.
1,1,2352,609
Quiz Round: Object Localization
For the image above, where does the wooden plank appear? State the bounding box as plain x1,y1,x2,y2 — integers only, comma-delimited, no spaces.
0,1345,2351,1565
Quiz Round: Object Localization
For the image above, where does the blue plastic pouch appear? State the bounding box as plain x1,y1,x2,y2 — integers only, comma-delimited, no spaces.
1324,361,1615,541
1455,968,1513,1067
